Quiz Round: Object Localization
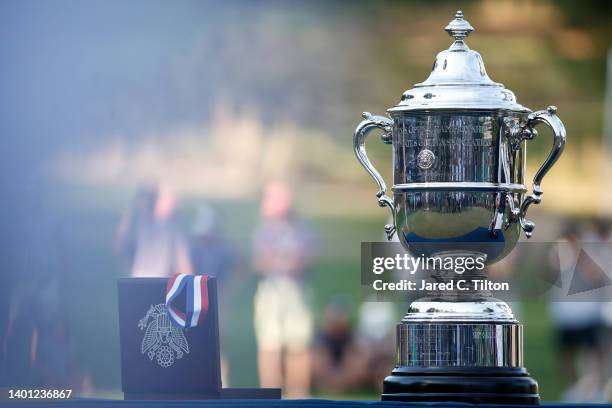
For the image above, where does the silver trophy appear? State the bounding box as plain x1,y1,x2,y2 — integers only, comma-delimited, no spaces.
353,11,565,404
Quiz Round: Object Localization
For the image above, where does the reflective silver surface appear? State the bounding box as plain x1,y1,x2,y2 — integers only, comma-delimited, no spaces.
389,11,528,112
391,111,524,262
352,10,566,374
397,321,522,368
507,106,566,237
352,12,567,255
405,300,516,323
392,182,526,193
353,112,396,240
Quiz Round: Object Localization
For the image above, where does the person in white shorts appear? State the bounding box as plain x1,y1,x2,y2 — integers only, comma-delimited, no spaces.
252,182,314,398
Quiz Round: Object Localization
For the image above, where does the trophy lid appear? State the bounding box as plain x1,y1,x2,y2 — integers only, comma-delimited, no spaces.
389,11,529,113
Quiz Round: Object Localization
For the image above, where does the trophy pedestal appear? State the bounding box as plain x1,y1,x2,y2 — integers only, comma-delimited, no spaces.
382,366,539,404
381,301,540,404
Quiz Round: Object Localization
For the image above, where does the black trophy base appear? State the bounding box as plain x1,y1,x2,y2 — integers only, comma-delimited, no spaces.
382,367,540,404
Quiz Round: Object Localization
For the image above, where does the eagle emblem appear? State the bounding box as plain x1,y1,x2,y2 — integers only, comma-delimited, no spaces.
138,304,189,368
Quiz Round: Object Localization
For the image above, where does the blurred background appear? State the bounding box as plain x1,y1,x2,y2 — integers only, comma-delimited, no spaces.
0,0,611,402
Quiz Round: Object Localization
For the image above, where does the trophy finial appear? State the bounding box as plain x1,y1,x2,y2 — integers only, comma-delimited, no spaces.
445,10,474,43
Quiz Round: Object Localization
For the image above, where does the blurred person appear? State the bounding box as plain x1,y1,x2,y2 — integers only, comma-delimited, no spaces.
189,205,236,385
190,205,235,286
311,302,369,394
4,273,92,393
252,181,314,398
114,185,156,269
30,280,93,395
549,222,605,402
356,299,395,392
584,218,612,402
116,184,192,277
4,281,53,387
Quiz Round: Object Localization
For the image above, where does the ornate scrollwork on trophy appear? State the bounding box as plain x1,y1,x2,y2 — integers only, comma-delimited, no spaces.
354,112,397,240
504,117,537,152
504,106,566,237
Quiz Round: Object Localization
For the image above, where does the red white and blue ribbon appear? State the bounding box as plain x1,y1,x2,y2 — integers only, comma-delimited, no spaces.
165,273,209,328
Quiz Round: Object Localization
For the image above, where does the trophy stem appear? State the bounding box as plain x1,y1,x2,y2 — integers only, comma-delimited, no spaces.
428,261,493,302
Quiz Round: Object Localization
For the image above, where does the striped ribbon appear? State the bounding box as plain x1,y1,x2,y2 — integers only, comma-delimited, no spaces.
165,273,209,328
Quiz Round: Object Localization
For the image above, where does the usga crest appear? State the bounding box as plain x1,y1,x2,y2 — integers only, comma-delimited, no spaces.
138,304,189,368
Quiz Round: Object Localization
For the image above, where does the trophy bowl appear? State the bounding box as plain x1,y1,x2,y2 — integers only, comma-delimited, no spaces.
353,11,565,404
390,110,528,264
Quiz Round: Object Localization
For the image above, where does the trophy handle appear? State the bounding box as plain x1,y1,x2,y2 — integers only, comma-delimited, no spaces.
353,112,396,240
515,106,566,237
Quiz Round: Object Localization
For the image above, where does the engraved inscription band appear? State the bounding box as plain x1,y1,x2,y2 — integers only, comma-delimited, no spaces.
392,182,527,193
397,322,523,368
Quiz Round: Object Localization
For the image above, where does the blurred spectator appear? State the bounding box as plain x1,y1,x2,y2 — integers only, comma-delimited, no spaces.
30,279,93,395
549,222,605,402
116,184,192,277
356,300,395,392
114,185,156,269
585,218,612,402
312,302,368,394
4,273,91,394
252,181,314,398
190,205,235,284
189,204,236,385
